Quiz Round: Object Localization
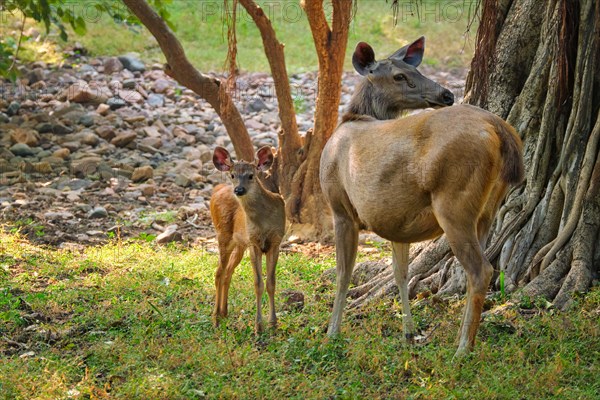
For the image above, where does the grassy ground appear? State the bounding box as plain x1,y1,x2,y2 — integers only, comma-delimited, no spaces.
24,0,478,73
1,230,598,399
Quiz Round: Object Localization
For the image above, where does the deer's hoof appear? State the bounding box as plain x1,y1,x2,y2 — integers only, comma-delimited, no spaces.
255,322,265,335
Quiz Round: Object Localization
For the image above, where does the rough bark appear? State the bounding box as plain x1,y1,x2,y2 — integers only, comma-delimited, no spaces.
285,0,352,238
233,0,352,236
351,0,600,311
122,0,254,161
237,0,302,200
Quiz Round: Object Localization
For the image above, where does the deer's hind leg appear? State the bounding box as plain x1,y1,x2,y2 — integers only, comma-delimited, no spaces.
327,211,359,336
433,197,493,357
265,243,281,328
250,245,265,334
477,182,509,251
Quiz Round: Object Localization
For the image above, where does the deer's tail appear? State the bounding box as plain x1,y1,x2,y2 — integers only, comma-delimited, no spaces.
491,117,525,185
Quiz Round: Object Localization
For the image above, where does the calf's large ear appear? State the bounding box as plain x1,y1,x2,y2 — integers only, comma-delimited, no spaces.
352,42,376,76
213,147,233,171
256,146,274,171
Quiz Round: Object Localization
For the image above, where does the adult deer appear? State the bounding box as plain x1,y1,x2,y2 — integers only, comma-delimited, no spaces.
320,37,524,357
211,146,286,333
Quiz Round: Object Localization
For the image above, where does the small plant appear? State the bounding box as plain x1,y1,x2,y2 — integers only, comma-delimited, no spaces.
136,232,157,242
293,95,307,114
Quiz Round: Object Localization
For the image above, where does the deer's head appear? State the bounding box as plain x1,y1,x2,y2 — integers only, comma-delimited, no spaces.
213,146,274,197
351,37,454,118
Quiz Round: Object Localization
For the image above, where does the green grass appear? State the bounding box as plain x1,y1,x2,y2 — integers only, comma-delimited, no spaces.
1,231,598,399
55,0,477,73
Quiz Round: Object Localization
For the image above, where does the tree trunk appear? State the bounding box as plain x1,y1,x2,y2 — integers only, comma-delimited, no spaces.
284,0,352,238
351,0,600,310
228,0,352,237
239,0,353,237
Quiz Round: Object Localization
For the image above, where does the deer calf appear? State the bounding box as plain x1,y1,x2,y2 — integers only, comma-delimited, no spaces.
210,146,285,333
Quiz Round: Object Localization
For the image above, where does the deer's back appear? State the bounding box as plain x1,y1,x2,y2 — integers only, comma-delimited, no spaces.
320,105,509,242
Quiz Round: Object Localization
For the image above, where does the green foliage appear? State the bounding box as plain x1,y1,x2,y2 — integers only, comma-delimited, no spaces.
0,0,173,77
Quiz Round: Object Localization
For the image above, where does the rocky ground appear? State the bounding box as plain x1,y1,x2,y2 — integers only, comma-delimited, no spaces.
0,48,466,249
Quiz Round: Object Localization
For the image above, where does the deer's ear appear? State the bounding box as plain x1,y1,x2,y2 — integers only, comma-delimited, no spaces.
256,146,274,171
213,147,233,171
390,36,425,67
352,42,376,76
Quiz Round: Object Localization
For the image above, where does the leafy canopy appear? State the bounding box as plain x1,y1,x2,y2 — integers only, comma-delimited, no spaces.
0,0,173,78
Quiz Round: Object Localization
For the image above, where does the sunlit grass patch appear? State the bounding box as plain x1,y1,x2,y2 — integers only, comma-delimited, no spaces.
1,231,598,399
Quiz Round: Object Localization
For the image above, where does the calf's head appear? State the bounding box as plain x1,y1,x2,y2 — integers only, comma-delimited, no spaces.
213,146,274,197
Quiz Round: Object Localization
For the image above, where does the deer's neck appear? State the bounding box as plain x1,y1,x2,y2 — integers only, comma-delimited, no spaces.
239,182,281,223
342,79,403,122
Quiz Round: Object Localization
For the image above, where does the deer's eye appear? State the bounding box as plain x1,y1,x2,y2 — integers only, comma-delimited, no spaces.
230,174,235,179
394,74,407,82
248,174,254,180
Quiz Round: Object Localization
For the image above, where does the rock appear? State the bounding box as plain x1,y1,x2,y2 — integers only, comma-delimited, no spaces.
281,289,305,311
139,184,155,197
103,57,124,74
139,137,162,149
246,98,268,112
27,68,46,85
95,126,116,141
44,211,75,220
56,178,92,191
78,114,95,127
147,93,165,107
118,55,146,72
107,97,127,110
175,175,192,187
246,118,266,131
131,165,153,182
96,104,110,116
7,101,20,116
111,131,137,147
123,79,137,89
118,90,144,104
0,112,9,123
31,162,53,174
142,126,161,138
10,129,40,146
88,206,108,219
61,141,81,152
156,225,182,244
152,79,171,93
71,157,103,177
53,148,71,159
10,143,36,157
77,131,99,146
65,82,112,104
36,121,74,135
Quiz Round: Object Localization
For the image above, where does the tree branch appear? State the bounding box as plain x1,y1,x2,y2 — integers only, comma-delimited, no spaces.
122,0,254,161
238,0,302,155
302,0,331,59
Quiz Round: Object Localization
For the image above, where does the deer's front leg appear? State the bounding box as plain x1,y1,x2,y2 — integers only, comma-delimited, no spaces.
391,242,415,342
250,246,264,334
